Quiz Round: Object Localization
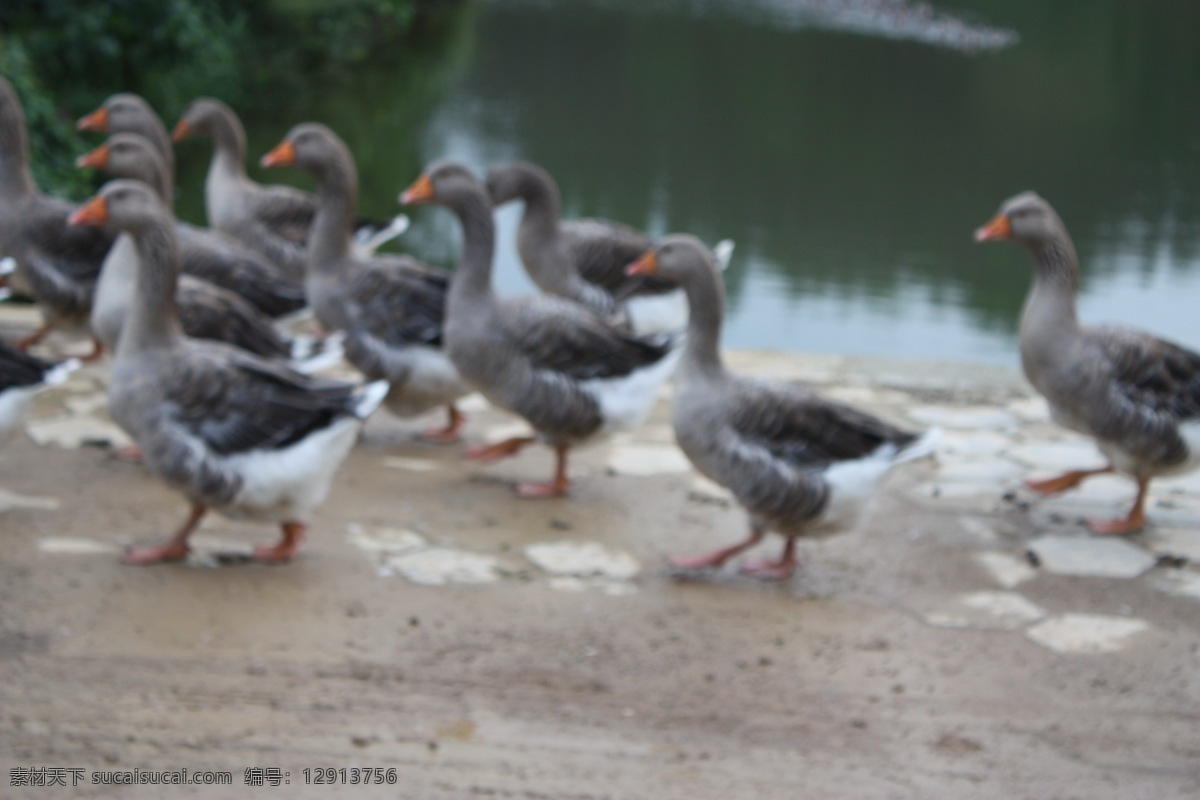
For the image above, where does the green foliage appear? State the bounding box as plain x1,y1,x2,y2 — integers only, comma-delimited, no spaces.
0,0,430,196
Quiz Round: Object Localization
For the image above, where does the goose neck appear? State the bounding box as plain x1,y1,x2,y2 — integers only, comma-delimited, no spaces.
118,218,185,356
449,191,497,302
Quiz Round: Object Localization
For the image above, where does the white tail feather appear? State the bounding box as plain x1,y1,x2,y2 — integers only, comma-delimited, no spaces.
712,239,735,272
354,380,390,419
352,214,411,257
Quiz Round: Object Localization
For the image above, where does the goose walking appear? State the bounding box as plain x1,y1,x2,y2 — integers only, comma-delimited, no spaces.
402,161,680,498
976,192,1200,534
68,180,386,565
260,124,470,440
78,94,306,317
171,98,401,281
76,135,332,368
627,236,935,579
0,77,112,357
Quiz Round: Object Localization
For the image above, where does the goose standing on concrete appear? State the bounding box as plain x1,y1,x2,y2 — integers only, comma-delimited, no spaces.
976,191,1200,534
69,180,387,565
0,77,112,357
76,135,331,367
627,236,935,579
79,94,306,317
487,161,732,334
402,161,680,498
260,124,469,440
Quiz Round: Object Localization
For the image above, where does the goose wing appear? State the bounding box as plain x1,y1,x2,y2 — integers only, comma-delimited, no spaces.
501,295,671,380
163,345,361,457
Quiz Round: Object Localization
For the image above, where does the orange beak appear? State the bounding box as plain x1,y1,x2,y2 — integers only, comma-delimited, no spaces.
68,196,108,227
974,213,1012,242
170,118,191,142
625,250,657,277
75,144,109,170
399,174,434,205
76,107,108,132
260,140,296,169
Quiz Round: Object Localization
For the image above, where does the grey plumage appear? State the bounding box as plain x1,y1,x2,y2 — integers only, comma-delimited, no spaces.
0,77,113,331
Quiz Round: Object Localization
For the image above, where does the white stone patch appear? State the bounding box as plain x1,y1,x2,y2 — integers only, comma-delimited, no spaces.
524,540,639,580
478,421,533,444
382,548,502,586
63,393,108,417
606,444,692,476
935,459,1023,484
1147,569,1200,601
1028,535,1156,578
1158,470,1200,498
1026,614,1151,654
347,523,427,555
380,456,441,473
1007,441,1105,471
25,417,133,449
0,488,61,512
907,405,1018,431
1007,397,1049,422
37,536,120,554
922,591,1045,630
547,576,639,596
455,392,492,413
974,551,1036,588
936,431,1013,460
910,481,999,507
1142,528,1200,562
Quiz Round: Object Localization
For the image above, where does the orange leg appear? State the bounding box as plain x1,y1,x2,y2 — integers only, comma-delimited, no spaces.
1086,476,1150,535
14,324,50,351
80,337,105,364
740,536,799,580
670,524,765,571
465,435,535,463
419,403,466,444
1025,466,1113,495
123,503,206,565
253,521,305,564
515,442,571,499
111,444,144,463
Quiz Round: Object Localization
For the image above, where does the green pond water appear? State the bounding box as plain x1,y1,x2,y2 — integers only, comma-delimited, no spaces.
174,0,1200,364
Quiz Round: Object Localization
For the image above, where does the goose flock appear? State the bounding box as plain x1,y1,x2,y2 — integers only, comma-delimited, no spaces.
2,76,1198,579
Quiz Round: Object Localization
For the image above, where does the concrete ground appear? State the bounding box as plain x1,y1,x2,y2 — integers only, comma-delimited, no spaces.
2,312,1199,799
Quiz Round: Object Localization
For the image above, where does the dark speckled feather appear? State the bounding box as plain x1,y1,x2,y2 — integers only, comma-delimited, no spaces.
502,294,673,380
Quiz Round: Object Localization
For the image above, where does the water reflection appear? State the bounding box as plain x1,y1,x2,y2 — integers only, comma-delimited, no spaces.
190,1,1200,364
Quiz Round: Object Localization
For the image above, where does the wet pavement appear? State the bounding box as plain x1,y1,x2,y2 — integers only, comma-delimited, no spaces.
1,319,1198,799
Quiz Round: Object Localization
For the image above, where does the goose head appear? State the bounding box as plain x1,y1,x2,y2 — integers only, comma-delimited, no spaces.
626,234,713,283
975,191,1065,248
68,179,169,235
77,93,155,134
170,97,233,142
260,122,350,180
400,160,483,208
76,133,154,176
